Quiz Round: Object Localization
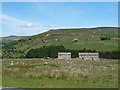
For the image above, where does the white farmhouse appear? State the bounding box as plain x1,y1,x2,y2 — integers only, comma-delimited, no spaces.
79,53,99,60
58,52,71,59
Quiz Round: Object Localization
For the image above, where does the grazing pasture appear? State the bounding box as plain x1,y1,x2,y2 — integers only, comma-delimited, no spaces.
2,59,118,88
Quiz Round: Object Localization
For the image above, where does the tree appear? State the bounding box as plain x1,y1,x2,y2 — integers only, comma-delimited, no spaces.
26,45,67,58
100,36,110,41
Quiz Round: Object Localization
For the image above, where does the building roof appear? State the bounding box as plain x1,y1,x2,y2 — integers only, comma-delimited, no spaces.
79,53,99,55
58,52,71,54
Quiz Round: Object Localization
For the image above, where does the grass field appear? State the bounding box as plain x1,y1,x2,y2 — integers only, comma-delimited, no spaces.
2,59,118,88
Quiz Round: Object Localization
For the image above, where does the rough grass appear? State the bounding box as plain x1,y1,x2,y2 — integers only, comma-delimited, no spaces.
2,59,118,88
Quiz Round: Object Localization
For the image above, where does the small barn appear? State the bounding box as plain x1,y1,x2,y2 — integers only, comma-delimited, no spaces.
79,53,99,60
58,52,71,59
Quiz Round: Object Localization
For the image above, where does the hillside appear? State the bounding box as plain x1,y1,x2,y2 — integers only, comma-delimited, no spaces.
0,35,25,46
2,27,118,58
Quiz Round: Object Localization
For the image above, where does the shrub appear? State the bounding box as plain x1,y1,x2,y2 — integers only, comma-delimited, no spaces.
100,36,110,41
26,45,67,58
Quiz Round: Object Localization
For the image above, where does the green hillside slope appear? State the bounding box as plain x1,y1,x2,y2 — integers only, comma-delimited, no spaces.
0,35,25,46
2,27,118,58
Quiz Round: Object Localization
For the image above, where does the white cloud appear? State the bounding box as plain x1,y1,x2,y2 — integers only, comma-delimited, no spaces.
19,22,39,28
28,22,33,27
1,14,52,37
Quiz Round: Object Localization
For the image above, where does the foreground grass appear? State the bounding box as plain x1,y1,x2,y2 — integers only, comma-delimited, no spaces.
2,59,118,88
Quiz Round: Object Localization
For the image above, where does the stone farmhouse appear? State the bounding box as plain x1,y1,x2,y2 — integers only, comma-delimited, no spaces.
58,52,71,59
79,53,99,60
58,52,99,60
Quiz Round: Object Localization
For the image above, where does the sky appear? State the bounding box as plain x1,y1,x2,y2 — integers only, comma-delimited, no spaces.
1,2,118,37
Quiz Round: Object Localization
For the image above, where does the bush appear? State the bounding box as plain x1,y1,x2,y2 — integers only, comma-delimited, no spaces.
100,36,110,41
26,45,67,58
99,51,120,59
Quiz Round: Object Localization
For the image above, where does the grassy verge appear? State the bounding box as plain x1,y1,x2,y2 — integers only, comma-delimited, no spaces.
2,59,118,88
